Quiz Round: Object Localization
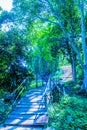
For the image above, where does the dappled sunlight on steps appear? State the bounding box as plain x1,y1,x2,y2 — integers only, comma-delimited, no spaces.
2,86,49,129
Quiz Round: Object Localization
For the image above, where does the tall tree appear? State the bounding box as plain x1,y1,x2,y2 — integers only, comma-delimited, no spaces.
80,0,87,91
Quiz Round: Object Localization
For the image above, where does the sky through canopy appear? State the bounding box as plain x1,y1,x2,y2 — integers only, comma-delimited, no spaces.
0,0,13,12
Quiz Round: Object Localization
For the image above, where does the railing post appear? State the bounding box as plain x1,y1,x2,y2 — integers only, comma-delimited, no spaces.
44,94,47,111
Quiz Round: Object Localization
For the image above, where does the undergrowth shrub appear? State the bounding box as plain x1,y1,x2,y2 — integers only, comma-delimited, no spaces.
48,95,87,130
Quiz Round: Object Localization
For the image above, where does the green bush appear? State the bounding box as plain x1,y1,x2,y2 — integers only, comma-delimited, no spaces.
64,80,74,87
30,80,42,89
76,65,83,79
48,95,87,130
0,89,4,98
73,84,80,90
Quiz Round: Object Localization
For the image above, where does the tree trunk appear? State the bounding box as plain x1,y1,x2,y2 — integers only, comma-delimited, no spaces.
36,74,38,88
72,51,77,83
66,41,77,83
80,0,87,92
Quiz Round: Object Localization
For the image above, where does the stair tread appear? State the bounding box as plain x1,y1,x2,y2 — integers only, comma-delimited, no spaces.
8,114,48,120
16,104,45,108
11,111,47,115
4,115,49,126
12,108,46,112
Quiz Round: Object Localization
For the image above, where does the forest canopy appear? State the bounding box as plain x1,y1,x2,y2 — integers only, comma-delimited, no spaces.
0,0,87,92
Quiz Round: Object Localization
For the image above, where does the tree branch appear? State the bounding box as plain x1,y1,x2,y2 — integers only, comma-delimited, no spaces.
38,0,83,67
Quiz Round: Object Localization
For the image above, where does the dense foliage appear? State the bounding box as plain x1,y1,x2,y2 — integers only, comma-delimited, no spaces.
0,0,87,92
48,95,87,130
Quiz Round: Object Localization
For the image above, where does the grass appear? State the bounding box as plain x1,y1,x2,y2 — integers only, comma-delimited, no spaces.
48,95,87,130
29,80,42,89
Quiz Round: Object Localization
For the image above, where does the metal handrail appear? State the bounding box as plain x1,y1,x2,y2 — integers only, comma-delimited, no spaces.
46,75,71,101
12,77,29,95
12,87,24,106
11,77,29,107
4,77,30,108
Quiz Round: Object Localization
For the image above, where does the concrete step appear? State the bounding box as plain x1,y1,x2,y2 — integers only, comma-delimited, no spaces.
4,115,49,126
16,104,45,108
8,114,48,120
18,101,45,105
12,107,46,112
10,111,47,115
